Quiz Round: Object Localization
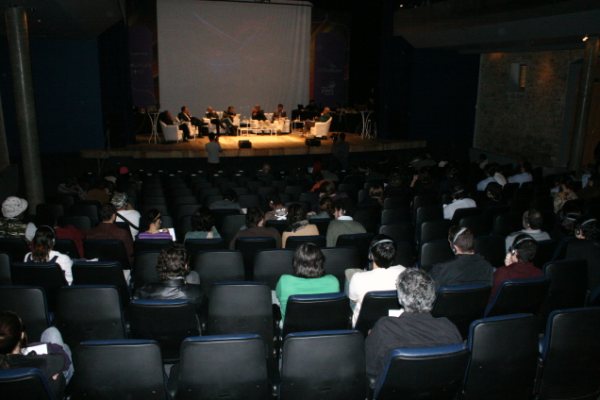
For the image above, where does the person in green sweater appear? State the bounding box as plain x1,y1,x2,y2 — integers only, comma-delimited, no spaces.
276,242,339,320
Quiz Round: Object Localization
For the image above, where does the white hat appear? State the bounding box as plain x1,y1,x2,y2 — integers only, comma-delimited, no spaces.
2,196,28,218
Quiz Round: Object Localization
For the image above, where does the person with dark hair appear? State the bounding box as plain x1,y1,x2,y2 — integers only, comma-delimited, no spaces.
184,207,220,241
272,103,287,121
178,105,204,136
365,269,462,381
251,105,267,121
476,164,507,191
508,160,533,187
86,203,134,266
229,207,281,249
348,235,406,326
429,226,493,289
0,311,74,398
209,189,241,211
325,197,366,247
137,209,172,240
24,225,73,284
134,244,201,308
159,110,191,141
205,133,222,172
552,178,579,213
505,208,551,251
221,106,238,135
331,132,349,170
275,243,339,319
281,203,319,248
442,184,477,220
491,233,542,299
565,217,600,290
312,196,334,219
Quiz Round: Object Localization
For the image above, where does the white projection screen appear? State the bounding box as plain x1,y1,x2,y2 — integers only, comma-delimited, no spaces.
157,0,311,118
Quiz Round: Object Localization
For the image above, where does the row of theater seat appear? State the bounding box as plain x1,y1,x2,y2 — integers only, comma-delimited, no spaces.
1,308,599,399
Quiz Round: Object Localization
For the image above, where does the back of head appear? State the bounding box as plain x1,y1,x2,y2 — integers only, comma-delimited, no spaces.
31,225,56,262
523,208,543,230
448,226,474,253
292,242,325,278
451,184,466,200
222,189,238,202
191,207,215,231
245,207,264,228
333,197,355,217
396,269,436,313
369,235,396,269
0,311,24,355
287,203,307,225
110,192,128,210
146,208,161,225
509,233,537,262
208,133,216,141
100,203,117,222
156,244,188,281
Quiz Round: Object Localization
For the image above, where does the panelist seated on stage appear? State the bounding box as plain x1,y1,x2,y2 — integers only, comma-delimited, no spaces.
205,106,225,134
272,103,287,121
304,106,332,134
158,110,191,141
221,105,238,135
251,105,267,121
178,105,204,137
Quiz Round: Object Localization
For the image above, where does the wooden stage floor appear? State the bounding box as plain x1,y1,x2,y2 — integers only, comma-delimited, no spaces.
81,132,426,159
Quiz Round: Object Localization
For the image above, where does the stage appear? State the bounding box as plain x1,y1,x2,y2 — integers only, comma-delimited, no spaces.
81,131,426,160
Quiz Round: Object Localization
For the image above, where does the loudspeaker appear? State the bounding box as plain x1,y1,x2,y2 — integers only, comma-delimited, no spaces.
305,138,321,147
238,140,252,149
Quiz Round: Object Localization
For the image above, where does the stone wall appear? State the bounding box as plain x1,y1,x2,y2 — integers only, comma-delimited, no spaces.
473,49,583,167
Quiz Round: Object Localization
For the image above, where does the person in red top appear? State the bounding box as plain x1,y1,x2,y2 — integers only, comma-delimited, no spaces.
490,233,543,299
85,203,134,266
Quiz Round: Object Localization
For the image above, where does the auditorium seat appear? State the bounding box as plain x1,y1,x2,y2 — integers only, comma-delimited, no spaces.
0,368,55,400
0,285,50,341
321,246,361,283
354,290,400,336
253,249,294,290
461,314,538,399
192,250,245,297
282,292,350,338
484,277,549,318
371,343,468,400
10,262,67,312
169,334,269,400
280,330,365,400
71,339,168,399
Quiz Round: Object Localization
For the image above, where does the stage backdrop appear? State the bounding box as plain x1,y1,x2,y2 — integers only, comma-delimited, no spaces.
157,0,311,118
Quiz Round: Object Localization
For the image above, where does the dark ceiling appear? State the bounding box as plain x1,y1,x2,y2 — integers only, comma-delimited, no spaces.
0,0,598,53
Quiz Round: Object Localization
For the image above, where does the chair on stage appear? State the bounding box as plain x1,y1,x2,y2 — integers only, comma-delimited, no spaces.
159,121,183,143
311,117,332,139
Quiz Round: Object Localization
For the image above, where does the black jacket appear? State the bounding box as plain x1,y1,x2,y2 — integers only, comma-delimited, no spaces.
134,277,202,309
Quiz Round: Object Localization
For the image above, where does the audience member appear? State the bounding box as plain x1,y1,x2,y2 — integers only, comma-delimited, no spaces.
85,179,110,204
256,162,274,184
275,243,339,320
476,164,506,191
0,196,36,241
505,208,551,251
281,204,319,248
0,311,74,398
507,160,533,187
565,217,600,290
205,133,222,172
429,226,493,289
264,195,287,221
111,192,140,239
229,207,281,249
491,234,542,299
311,196,334,219
134,244,201,309
24,225,73,285
209,189,241,211
53,218,85,258
326,197,367,247
442,184,477,220
365,269,462,381
137,209,172,240
552,178,578,213
184,207,220,241
331,132,350,170
86,203,134,266
347,235,405,326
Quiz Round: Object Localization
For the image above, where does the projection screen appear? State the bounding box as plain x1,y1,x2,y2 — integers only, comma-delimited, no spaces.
157,0,311,119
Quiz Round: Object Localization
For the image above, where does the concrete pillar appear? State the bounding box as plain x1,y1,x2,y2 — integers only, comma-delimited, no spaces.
5,6,44,209
568,36,599,172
